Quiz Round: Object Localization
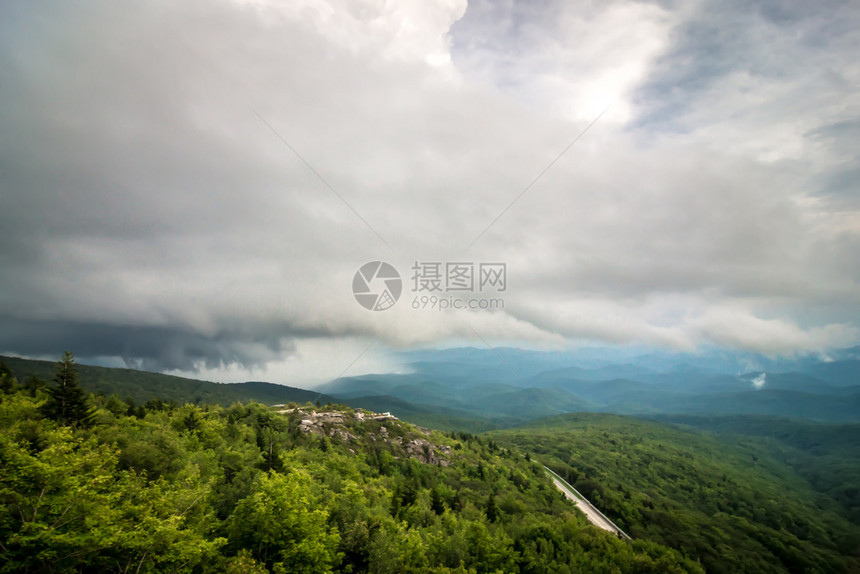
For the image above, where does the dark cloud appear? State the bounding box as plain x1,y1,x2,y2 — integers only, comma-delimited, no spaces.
0,0,858,380
0,316,299,372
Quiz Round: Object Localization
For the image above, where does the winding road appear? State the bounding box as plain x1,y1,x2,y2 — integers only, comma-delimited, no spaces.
544,466,632,541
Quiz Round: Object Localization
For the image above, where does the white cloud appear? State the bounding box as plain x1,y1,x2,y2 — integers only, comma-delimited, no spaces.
449,0,677,123
691,308,859,355
0,0,858,379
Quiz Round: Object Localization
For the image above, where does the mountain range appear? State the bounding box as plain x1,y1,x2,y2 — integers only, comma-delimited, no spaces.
316,346,860,427
4,346,858,429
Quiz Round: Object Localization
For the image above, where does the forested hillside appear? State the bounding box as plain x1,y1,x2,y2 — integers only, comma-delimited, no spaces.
651,414,860,524
0,354,334,407
0,358,699,573
5,355,859,573
491,414,860,573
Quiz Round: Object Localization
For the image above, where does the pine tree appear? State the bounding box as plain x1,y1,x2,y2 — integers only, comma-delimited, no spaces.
486,492,499,522
0,360,16,394
42,351,94,426
23,374,46,397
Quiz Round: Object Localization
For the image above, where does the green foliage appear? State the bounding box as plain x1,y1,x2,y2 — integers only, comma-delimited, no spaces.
0,375,701,573
652,414,860,524
228,470,340,573
0,394,223,572
491,413,860,573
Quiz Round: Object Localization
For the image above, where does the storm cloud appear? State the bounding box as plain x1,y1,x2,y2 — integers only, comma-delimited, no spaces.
1,0,858,384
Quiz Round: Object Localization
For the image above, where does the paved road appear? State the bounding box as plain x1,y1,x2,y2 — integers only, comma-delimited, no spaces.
545,466,632,540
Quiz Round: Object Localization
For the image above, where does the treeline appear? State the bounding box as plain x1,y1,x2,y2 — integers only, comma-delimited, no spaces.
0,354,333,408
0,354,700,573
491,414,860,574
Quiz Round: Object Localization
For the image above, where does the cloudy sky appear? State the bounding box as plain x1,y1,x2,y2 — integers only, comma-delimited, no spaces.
1,0,858,385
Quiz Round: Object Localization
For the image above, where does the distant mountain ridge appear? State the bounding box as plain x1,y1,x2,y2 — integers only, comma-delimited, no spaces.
5,345,859,427
319,346,860,425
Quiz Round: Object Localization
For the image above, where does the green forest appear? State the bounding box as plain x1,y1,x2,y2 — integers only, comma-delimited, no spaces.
0,354,699,573
491,414,860,573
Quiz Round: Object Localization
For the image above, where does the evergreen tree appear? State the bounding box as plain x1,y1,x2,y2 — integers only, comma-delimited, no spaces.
0,360,16,394
486,492,498,522
23,374,46,397
42,351,94,426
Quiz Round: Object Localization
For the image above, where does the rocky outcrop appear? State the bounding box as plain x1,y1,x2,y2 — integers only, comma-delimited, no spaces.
279,407,452,467
399,437,452,466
